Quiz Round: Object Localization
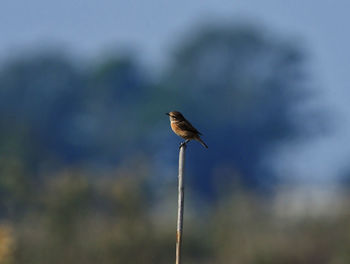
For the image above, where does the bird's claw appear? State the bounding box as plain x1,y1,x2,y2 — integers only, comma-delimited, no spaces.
179,141,187,149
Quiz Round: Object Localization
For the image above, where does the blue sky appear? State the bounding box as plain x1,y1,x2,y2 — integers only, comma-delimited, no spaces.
1,0,349,182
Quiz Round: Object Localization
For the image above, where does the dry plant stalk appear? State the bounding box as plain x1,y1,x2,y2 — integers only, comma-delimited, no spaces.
176,143,186,264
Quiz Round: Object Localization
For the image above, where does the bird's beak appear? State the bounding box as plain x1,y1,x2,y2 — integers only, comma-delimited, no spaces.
165,113,170,116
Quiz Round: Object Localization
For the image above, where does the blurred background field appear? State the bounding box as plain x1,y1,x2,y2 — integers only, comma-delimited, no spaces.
1,1,350,263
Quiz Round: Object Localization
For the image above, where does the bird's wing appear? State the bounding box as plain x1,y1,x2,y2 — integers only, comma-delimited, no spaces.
178,119,202,135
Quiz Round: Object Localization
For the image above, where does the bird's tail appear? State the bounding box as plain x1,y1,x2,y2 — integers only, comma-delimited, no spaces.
195,136,208,149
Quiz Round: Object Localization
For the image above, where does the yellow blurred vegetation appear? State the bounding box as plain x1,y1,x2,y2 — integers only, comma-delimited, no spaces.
0,224,14,264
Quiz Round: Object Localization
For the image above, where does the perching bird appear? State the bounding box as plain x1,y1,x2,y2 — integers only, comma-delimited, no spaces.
166,111,208,148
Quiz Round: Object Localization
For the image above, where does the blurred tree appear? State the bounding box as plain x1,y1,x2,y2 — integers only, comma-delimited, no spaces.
77,56,151,162
0,53,85,168
0,158,33,218
0,23,316,206
158,24,311,195
0,53,153,170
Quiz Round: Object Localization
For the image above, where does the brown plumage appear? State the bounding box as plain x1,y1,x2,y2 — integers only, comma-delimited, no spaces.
166,111,208,148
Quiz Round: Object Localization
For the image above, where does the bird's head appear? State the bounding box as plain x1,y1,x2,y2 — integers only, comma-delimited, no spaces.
166,111,185,122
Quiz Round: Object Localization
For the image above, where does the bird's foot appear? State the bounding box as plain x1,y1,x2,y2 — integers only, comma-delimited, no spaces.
179,140,189,149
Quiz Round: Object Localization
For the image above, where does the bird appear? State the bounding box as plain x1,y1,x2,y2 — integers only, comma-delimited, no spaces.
166,111,208,149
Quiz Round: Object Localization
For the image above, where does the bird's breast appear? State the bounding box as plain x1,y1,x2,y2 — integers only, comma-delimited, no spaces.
171,122,194,139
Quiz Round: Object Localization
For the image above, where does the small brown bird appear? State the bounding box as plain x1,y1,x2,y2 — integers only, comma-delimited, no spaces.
166,111,208,148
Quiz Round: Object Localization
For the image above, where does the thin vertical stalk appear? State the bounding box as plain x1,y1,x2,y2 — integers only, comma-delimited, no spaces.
176,143,186,264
